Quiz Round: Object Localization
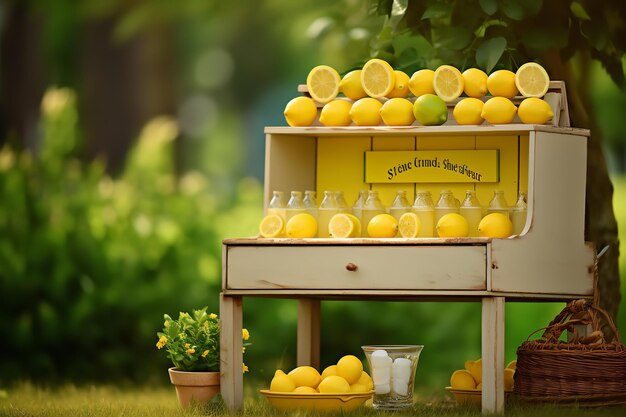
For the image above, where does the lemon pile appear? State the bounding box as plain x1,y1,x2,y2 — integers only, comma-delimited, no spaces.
269,355,374,394
450,358,516,391
284,60,554,128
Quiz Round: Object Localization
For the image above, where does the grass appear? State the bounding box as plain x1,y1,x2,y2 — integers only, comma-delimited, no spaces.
1,384,626,417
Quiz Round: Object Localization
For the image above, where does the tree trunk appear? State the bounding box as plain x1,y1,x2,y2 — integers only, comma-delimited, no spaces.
543,50,621,321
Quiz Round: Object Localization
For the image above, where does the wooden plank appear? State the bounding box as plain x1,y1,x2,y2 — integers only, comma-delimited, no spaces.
371,136,416,206
415,135,476,203
220,294,243,410
491,131,594,295
265,134,316,211
475,135,518,210
227,245,487,290
481,297,505,414
224,237,492,245
297,299,321,369
317,136,371,205
264,125,590,137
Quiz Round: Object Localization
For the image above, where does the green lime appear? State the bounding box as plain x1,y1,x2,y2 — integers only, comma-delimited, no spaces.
413,94,448,126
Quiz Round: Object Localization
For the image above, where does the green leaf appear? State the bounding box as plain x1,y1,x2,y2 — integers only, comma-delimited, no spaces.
388,0,409,30
570,1,591,20
520,0,543,16
436,27,472,50
479,0,498,15
422,3,452,20
476,37,507,73
501,0,525,20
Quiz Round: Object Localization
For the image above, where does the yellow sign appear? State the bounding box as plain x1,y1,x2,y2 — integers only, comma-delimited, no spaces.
365,150,499,183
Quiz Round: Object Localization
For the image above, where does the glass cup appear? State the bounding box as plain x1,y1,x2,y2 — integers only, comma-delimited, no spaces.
362,345,424,410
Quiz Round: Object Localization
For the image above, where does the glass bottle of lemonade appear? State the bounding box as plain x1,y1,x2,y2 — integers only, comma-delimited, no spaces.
459,190,482,237
318,191,339,238
334,191,350,213
389,190,411,221
511,192,528,235
434,190,459,226
267,191,286,222
361,190,386,237
303,190,318,219
412,191,435,237
352,190,366,225
487,190,510,219
286,191,305,222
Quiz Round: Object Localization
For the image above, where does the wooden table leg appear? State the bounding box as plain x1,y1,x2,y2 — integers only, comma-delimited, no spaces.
220,293,243,410
481,296,505,414
297,299,320,369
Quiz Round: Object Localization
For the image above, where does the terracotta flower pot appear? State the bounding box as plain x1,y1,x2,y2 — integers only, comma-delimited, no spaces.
168,367,220,408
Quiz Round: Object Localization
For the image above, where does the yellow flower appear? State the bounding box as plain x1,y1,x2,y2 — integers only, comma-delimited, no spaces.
186,348,196,354
242,346,246,353
185,343,191,348
203,321,209,329
209,313,217,319
164,321,170,328
242,363,249,373
242,328,250,341
202,350,209,358
156,336,167,349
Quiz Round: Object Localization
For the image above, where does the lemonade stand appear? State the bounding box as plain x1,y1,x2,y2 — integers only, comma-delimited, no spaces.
219,62,595,413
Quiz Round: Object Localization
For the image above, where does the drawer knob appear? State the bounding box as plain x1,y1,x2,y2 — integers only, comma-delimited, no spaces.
345,263,358,272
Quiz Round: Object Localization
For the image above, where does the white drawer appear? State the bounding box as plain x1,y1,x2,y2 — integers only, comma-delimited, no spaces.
226,245,487,290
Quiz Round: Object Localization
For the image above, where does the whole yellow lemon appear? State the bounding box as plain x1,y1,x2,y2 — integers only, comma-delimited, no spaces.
487,70,518,98
436,213,469,237
284,96,317,127
288,366,322,388
453,98,484,125
318,375,351,393
478,213,513,238
336,355,363,385
319,99,352,126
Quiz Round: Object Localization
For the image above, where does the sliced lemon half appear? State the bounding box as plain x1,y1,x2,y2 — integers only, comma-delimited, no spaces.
306,65,340,104
329,213,356,238
515,62,550,98
433,65,464,102
398,212,420,238
361,59,395,98
259,214,284,238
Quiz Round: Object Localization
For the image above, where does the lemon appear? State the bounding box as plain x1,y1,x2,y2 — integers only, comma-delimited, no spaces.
367,213,399,238
436,213,469,237
288,366,322,388
387,70,410,98
409,69,436,97
413,94,448,126
450,370,476,390
462,68,488,98
380,97,415,126
349,97,383,126
259,214,284,238
285,213,318,238
453,98,484,125
478,213,513,238
306,65,340,104
433,65,464,101
346,214,362,237
318,375,351,394
504,368,515,391
506,360,517,371
284,96,317,127
293,386,318,393
398,212,420,238
357,371,374,391
487,70,518,98
319,100,353,126
464,360,475,371
321,364,338,380
336,355,363,385
361,59,395,98
515,62,550,98
349,383,368,393
481,97,517,124
270,372,296,392
468,358,482,384
339,70,367,100
517,97,554,124
328,213,357,238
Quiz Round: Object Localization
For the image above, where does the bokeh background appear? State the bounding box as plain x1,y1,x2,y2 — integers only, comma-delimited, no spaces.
0,0,624,393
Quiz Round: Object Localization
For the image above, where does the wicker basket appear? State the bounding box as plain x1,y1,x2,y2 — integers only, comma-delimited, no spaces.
515,299,626,406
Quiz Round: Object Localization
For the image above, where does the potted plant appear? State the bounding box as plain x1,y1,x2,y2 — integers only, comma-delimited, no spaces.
156,307,250,407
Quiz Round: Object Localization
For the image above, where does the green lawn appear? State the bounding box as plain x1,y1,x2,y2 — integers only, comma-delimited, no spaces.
1,384,626,417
